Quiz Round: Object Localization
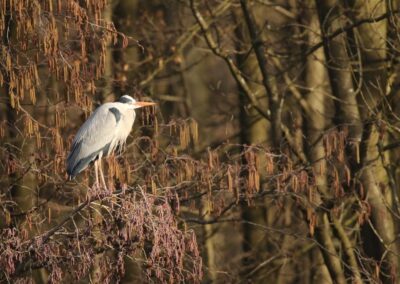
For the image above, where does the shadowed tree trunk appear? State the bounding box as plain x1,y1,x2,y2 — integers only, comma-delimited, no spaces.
234,4,270,281
314,1,361,283
316,0,399,283
1,5,26,220
316,0,362,142
387,0,400,220
350,0,399,281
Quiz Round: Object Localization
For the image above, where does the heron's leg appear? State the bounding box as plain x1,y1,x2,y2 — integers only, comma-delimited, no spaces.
94,160,100,189
98,158,107,189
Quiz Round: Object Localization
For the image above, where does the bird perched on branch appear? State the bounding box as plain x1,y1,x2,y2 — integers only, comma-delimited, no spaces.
66,95,156,188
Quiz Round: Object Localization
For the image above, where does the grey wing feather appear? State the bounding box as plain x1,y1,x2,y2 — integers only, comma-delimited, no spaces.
67,104,120,177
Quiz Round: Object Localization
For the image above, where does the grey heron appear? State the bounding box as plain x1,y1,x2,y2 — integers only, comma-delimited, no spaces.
66,95,156,188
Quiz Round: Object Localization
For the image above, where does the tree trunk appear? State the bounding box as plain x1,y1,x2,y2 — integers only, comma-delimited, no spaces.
350,1,399,280
303,1,335,282
234,3,270,282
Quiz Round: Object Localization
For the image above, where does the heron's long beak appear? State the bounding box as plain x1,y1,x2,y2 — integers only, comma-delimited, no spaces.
133,101,156,108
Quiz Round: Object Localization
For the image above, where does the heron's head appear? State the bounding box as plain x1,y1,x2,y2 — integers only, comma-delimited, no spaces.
118,95,156,110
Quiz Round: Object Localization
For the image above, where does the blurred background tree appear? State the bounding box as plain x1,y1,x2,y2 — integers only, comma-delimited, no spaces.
0,0,399,283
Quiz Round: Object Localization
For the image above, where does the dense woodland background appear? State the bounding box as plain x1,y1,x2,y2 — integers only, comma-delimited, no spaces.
0,0,400,283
